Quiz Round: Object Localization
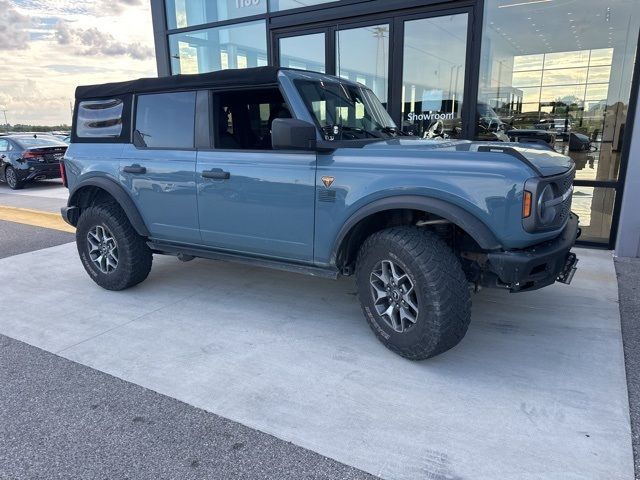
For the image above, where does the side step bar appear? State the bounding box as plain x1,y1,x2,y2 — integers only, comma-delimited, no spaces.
147,240,340,279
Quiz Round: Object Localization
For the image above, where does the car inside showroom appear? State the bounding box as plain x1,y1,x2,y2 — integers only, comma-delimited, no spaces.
151,0,640,250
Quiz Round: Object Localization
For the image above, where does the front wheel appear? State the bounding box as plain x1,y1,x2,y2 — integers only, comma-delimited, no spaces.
76,203,152,291
356,226,471,360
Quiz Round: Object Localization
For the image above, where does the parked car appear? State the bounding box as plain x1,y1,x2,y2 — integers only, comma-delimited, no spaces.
535,118,572,135
0,134,67,189
61,67,579,360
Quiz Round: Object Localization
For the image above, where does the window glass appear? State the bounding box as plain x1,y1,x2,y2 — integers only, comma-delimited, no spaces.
14,137,66,148
295,79,397,141
401,14,468,139
279,33,325,73
213,88,289,150
166,0,266,29
0,139,8,151
135,92,195,149
337,24,389,105
76,99,123,138
477,0,640,245
169,20,267,74
270,0,334,12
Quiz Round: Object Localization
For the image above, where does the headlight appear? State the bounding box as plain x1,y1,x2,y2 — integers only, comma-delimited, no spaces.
537,183,557,225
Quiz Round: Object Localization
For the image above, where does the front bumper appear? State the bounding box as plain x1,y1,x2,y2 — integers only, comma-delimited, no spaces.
486,213,580,292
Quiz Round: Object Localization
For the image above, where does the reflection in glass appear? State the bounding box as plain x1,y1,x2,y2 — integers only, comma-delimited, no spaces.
169,21,267,74
401,14,468,139
571,187,616,243
270,0,334,11
279,33,325,73
336,24,389,105
165,0,266,29
543,68,588,86
477,0,640,244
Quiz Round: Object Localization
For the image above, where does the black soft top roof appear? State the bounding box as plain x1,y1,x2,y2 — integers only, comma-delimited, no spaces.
75,66,282,100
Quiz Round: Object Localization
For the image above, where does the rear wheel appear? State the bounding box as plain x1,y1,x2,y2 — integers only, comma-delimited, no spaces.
356,226,471,360
76,203,152,291
5,166,23,190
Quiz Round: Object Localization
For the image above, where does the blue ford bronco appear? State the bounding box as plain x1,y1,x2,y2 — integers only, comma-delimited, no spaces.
61,67,579,360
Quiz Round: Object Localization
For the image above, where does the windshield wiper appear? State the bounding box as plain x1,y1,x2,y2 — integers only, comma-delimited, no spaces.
337,126,382,139
378,126,409,137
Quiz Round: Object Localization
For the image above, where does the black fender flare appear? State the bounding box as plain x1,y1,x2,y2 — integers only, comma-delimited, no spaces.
331,195,502,263
67,176,150,237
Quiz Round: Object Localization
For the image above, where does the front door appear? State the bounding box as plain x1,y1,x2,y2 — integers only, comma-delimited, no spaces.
196,87,316,262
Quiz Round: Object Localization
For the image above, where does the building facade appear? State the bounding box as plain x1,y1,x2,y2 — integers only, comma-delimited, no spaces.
151,0,640,252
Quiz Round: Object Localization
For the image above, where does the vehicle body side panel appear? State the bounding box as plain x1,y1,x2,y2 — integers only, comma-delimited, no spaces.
195,149,316,262
118,144,199,243
313,148,564,265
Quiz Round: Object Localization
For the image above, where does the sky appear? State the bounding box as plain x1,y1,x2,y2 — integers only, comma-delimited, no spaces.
0,0,156,126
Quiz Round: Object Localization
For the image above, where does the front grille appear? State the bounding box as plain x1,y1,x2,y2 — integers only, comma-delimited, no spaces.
552,169,575,226
523,167,575,233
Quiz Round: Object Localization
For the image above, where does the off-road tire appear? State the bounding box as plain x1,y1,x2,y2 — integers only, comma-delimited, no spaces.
76,203,152,291
356,226,471,360
5,166,23,190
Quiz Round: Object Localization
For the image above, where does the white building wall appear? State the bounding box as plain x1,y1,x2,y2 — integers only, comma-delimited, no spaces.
615,78,640,257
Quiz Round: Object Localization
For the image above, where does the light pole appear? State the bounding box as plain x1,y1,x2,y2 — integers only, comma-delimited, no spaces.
0,108,8,133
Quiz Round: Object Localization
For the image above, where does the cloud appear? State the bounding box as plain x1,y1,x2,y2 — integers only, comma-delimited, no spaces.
0,0,32,49
100,0,144,15
55,21,154,60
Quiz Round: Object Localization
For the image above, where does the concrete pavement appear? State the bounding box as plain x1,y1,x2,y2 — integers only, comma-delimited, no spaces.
0,242,633,479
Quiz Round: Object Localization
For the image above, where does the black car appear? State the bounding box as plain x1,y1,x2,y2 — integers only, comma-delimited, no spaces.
0,135,67,189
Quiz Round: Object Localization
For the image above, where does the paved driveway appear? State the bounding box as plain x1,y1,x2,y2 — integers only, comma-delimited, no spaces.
0,245,632,479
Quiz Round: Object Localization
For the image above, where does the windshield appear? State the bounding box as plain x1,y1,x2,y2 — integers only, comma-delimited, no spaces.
295,79,401,141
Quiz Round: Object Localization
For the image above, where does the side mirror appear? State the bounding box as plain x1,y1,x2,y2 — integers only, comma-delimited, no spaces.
272,118,317,151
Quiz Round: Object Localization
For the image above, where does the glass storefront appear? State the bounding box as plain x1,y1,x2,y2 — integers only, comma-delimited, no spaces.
401,14,468,139
165,0,266,29
154,0,639,246
336,24,390,105
279,33,326,73
169,20,267,74
477,0,640,244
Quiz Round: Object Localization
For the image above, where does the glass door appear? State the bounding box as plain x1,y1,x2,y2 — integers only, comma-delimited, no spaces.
398,13,469,139
336,23,390,107
272,7,473,137
276,30,326,73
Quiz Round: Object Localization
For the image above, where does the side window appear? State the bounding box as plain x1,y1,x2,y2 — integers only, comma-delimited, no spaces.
0,139,8,152
212,88,291,150
77,98,124,138
135,91,196,149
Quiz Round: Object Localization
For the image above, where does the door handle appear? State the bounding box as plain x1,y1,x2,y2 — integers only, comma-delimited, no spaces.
202,168,230,180
123,164,146,174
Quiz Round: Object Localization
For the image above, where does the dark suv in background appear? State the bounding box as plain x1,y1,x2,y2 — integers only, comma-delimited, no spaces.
0,135,67,189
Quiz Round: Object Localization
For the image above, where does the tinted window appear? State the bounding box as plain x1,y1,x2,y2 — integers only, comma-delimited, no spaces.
77,99,124,138
213,88,289,150
135,92,196,149
0,139,8,151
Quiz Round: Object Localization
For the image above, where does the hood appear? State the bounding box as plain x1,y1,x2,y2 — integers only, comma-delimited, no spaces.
361,138,573,177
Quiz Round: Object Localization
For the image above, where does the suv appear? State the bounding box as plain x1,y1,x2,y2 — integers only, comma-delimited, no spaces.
61,67,579,360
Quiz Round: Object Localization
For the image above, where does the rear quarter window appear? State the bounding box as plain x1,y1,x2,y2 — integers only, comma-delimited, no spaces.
76,99,124,138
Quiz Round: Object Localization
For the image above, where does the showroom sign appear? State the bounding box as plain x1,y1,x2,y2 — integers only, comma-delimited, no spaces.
407,111,456,121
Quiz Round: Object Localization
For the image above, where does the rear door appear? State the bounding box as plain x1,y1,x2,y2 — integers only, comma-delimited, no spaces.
119,91,199,243
195,87,317,262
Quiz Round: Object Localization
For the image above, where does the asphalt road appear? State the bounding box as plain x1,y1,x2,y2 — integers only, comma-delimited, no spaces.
616,257,640,479
0,219,74,259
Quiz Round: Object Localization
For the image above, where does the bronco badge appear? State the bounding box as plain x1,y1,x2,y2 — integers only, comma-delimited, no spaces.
321,176,335,188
